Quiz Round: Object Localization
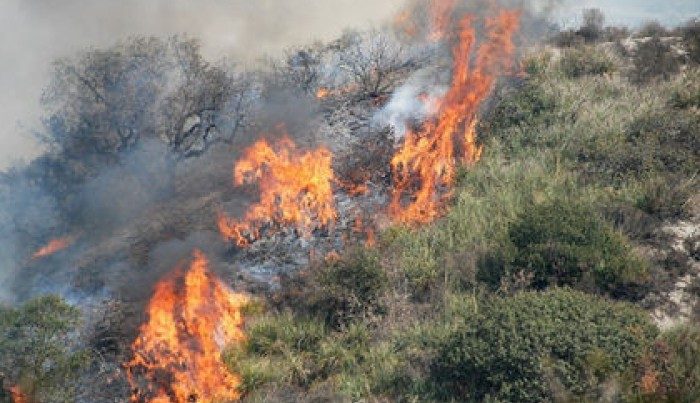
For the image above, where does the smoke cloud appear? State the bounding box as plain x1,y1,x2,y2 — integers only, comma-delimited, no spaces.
0,0,405,169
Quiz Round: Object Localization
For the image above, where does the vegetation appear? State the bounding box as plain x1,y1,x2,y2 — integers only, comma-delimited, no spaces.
432,289,657,401
2,8,699,403
231,13,700,403
0,296,88,403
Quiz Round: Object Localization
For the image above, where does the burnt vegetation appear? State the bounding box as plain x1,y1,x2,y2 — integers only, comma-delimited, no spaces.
1,5,700,403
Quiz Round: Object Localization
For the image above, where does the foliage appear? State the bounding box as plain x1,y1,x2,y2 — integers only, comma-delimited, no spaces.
630,36,682,83
630,325,700,402
40,36,253,189
431,289,658,402
0,296,89,403
557,46,616,78
506,199,648,298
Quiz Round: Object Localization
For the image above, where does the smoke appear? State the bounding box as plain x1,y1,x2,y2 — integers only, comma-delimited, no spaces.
374,70,448,137
0,0,404,169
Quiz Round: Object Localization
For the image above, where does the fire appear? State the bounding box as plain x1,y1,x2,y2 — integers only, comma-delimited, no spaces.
9,385,27,403
218,131,337,246
316,87,330,99
315,84,359,100
389,10,520,224
428,0,457,41
31,235,75,260
125,250,248,402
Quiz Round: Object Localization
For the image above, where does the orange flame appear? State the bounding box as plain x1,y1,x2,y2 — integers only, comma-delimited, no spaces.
390,11,520,224
316,87,330,99
218,131,337,246
9,385,27,403
428,0,457,41
315,84,359,100
31,236,75,260
125,250,248,402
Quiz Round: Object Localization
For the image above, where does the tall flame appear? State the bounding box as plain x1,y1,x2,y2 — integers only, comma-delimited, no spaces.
390,10,520,224
218,130,337,246
125,250,247,402
31,236,75,260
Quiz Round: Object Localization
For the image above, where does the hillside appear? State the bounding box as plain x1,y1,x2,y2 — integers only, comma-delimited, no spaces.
0,4,699,403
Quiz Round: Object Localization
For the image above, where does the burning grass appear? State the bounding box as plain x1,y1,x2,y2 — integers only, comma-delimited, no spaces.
218,130,337,247
389,10,520,224
125,250,248,402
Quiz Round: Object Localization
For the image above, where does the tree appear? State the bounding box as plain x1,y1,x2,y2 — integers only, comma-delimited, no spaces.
338,30,412,98
40,36,253,179
579,8,605,42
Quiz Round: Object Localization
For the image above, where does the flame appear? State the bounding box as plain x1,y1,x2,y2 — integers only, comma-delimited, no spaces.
390,11,520,224
428,0,457,41
31,236,75,260
218,130,337,246
9,386,27,403
315,84,359,100
316,87,330,99
125,250,248,402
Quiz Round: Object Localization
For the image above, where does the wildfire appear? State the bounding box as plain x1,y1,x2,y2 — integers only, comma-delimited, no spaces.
428,0,457,41
125,250,248,402
315,84,359,100
9,385,27,403
31,235,75,260
218,131,337,246
389,10,520,224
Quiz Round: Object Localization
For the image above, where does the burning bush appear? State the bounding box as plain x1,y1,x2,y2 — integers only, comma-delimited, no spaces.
125,250,248,402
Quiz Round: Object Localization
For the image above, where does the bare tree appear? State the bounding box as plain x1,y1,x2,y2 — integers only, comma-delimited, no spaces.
270,43,327,95
40,36,254,179
338,30,412,98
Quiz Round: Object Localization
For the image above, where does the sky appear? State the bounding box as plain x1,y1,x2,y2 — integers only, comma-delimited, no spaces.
0,0,698,170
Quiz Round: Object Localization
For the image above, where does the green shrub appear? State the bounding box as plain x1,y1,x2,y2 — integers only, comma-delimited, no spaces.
431,289,658,402
507,199,649,298
558,47,616,78
577,110,700,184
307,248,387,328
0,296,89,403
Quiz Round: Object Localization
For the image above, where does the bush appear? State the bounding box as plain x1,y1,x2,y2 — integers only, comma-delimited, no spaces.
679,19,700,64
632,325,700,402
307,248,387,328
431,289,658,402
274,248,387,329
670,69,700,109
577,110,700,183
558,47,616,78
630,36,682,83
507,200,649,298
635,175,696,220
0,296,89,402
